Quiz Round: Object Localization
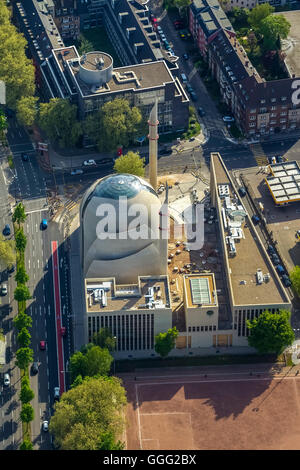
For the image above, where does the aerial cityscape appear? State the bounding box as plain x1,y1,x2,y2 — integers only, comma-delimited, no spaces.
2,0,300,453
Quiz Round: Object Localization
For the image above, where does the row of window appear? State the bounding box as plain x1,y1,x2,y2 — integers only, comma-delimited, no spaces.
188,325,217,333
234,308,279,337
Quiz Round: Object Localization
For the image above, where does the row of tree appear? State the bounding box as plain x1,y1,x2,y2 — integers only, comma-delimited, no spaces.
11,203,35,450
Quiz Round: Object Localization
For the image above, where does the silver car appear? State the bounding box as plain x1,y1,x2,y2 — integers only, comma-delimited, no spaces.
4,373,10,386
1,284,7,295
42,420,49,432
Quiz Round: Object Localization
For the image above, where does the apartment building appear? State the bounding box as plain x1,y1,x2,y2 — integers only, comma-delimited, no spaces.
53,0,80,40
223,0,286,11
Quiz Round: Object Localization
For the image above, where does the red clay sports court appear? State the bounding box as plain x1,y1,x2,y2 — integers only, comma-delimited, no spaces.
122,367,300,450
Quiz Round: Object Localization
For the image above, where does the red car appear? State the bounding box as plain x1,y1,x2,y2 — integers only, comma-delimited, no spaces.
39,340,46,350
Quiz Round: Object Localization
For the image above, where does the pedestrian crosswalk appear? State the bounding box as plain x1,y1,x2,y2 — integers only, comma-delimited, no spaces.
250,143,268,166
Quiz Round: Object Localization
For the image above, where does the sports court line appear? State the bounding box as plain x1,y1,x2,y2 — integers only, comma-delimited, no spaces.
141,412,190,416
134,370,283,380
136,375,299,387
135,384,143,450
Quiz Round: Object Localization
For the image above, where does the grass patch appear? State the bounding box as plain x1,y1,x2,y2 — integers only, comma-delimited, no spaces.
7,154,14,169
115,353,280,373
182,106,201,140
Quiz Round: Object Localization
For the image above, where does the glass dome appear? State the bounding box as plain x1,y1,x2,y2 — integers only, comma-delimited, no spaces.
93,174,157,199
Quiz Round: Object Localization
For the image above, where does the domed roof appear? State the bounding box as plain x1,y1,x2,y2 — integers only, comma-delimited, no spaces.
93,174,157,200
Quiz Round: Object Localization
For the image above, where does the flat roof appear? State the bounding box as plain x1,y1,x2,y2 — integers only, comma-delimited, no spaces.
211,153,289,307
184,274,217,309
265,161,300,204
80,52,113,71
68,60,174,97
275,11,300,78
85,276,171,313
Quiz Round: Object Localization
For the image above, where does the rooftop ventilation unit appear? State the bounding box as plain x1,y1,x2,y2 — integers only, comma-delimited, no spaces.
264,273,270,283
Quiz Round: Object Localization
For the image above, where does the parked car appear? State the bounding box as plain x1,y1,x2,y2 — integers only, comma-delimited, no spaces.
251,214,260,225
39,340,46,350
31,362,39,375
82,159,96,166
70,169,83,176
190,91,198,102
271,254,280,265
41,219,48,230
54,387,60,401
1,284,8,295
3,373,10,387
282,274,291,287
276,264,285,275
223,116,235,123
198,107,205,117
3,224,10,236
21,153,29,162
186,83,194,93
238,187,246,197
60,326,66,336
157,26,163,34
183,53,189,60
180,73,188,84
267,244,275,255
42,421,49,432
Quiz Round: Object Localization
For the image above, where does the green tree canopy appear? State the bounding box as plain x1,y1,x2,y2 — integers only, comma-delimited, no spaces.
78,34,94,55
13,312,32,331
15,265,29,285
260,15,291,50
15,228,27,252
20,383,35,404
114,151,145,177
16,347,33,370
96,430,125,450
290,265,300,297
70,345,113,383
16,96,38,127
19,440,33,450
12,202,26,227
93,328,117,352
155,326,179,358
248,3,275,30
49,376,127,450
20,403,34,423
17,327,31,348
231,6,250,29
247,309,294,355
0,236,16,270
14,285,31,302
39,98,82,148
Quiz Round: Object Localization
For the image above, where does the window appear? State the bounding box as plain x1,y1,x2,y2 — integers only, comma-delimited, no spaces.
270,113,276,117
250,108,256,113
280,119,286,123
260,108,267,114
188,326,191,332
249,115,256,120
197,326,200,332
271,98,276,103
271,106,276,111
192,326,196,332
209,325,212,331
260,99,266,104
281,96,287,101
249,123,256,127
280,112,287,116
201,326,204,331
205,326,208,331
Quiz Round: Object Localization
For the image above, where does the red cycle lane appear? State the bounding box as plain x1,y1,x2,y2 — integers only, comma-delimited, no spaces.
51,240,65,396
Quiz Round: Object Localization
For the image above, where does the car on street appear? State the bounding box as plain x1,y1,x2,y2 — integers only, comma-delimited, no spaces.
42,421,49,432
1,284,8,295
271,254,280,265
31,362,39,375
41,219,48,230
190,91,198,102
54,387,60,401
251,214,260,225
3,224,10,236
238,187,246,197
223,116,235,123
70,169,83,176
3,373,10,387
157,26,163,34
198,107,205,117
180,73,188,84
186,83,194,93
39,340,46,350
82,159,97,166
276,264,285,275
183,53,189,60
267,244,275,255
21,153,29,162
282,274,291,287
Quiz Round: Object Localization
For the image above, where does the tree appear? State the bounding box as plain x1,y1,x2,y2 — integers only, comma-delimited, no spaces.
15,265,29,285
14,285,31,302
15,228,27,252
16,96,38,127
97,430,125,450
93,328,117,352
17,327,31,348
16,347,33,369
49,376,127,450
260,15,291,50
155,326,179,358
290,266,300,297
85,99,144,152
12,202,26,228
114,151,145,177
69,345,113,383
0,110,7,139
78,34,93,55
19,440,33,450
247,309,294,355
20,403,34,423
39,98,82,148
231,6,250,29
248,4,275,31
0,236,16,270
13,312,32,331
20,383,34,404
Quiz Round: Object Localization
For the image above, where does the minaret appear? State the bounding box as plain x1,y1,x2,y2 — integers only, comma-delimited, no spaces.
148,100,159,190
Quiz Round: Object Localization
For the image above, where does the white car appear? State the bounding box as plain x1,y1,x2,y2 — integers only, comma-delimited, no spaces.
4,373,10,387
1,284,7,295
54,387,60,401
42,420,49,432
223,116,235,123
82,159,96,166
